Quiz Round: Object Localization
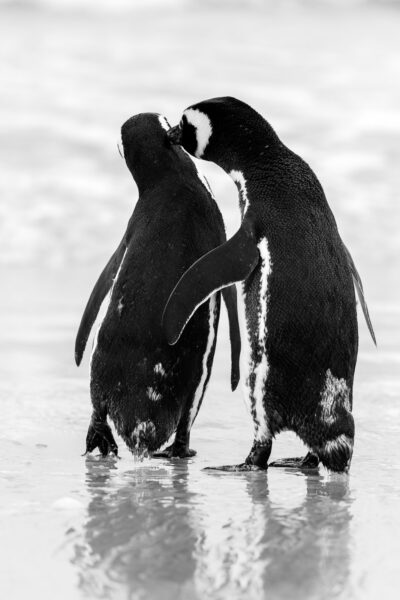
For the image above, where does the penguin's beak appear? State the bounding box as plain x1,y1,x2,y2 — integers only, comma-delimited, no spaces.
167,125,182,145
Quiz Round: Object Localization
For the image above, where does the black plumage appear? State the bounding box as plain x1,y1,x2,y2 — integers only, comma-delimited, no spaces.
164,97,375,472
75,113,240,458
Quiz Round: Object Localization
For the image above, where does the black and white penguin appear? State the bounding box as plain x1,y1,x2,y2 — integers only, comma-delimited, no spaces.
163,97,376,473
75,112,240,459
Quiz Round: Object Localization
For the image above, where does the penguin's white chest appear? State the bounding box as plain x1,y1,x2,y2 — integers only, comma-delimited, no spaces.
237,237,272,441
254,238,271,351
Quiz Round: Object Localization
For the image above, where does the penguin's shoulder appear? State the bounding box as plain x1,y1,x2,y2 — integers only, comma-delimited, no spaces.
124,174,224,258
261,149,337,230
272,148,324,195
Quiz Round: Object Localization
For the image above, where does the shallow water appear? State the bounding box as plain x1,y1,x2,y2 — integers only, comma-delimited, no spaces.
1,1,400,599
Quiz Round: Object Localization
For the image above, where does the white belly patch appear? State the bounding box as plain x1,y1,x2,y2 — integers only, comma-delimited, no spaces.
238,237,272,443
252,238,272,442
188,294,218,429
320,369,351,425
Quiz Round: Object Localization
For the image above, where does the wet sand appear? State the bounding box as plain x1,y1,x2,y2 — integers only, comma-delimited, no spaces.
1,274,399,599
1,2,400,599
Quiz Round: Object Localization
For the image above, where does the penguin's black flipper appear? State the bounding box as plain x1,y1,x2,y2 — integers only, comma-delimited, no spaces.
162,210,259,346
343,244,377,346
75,237,127,366
222,286,241,391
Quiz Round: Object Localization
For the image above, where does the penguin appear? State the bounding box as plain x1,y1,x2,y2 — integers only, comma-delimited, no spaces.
75,112,241,459
163,96,376,473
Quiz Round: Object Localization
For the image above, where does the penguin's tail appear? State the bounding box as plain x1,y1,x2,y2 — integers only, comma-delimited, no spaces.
343,243,377,346
123,419,158,458
316,432,354,473
119,417,176,459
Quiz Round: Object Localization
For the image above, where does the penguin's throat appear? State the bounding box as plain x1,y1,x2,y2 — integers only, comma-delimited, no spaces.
230,169,251,217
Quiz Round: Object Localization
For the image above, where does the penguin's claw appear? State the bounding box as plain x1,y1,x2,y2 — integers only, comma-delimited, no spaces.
153,444,196,459
85,422,118,457
269,452,319,470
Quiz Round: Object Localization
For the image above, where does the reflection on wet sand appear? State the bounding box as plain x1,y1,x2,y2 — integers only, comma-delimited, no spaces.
263,474,352,599
75,458,198,599
76,459,352,600
191,471,352,599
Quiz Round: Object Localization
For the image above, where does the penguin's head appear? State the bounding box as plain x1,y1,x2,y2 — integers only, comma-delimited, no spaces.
121,113,175,188
168,96,279,171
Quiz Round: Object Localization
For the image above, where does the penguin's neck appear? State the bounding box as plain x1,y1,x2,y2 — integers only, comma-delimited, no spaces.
230,169,251,219
215,117,281,169
226,134,286,219
230,162,273,219
130,153,179,195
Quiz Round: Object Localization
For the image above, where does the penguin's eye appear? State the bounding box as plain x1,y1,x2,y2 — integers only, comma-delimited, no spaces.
181,115,198,156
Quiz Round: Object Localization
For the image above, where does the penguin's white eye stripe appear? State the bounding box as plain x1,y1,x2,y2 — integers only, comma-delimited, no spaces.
158,115,171,132
183,108,213,158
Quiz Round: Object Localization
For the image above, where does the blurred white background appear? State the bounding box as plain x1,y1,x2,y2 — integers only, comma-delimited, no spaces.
1,0,399,306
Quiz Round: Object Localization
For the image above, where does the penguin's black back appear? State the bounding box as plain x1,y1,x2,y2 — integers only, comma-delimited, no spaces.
244,148,358,428
91,114,225,450
164,97,374,470
181,97,359,404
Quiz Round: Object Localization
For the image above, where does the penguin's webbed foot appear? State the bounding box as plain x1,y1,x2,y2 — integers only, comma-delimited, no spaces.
245,441,272,469
84,421,118,457
203,463,262,472
153,443,196,459
203,441,272,472
269,452,319,470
